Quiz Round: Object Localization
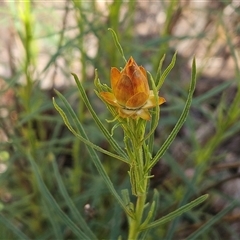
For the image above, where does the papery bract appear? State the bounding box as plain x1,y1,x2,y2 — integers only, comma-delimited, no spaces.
100,57,165,120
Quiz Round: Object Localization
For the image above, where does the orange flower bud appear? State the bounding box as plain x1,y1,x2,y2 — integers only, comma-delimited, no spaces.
100,57,165,120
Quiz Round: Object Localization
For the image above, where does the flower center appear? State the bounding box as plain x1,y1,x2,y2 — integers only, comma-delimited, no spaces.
120,103,146,111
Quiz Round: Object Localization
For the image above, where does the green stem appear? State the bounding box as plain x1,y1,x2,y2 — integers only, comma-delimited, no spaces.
128,192,147,239
128,119,149,239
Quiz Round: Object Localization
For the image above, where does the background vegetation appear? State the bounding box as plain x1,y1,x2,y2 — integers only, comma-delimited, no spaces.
0,1,240,239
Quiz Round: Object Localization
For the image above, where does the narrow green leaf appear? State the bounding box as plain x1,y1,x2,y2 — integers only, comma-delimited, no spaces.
141,189,160,239
148,58,197,171
141,194,208,231
155,54,166,86
144,72,160,145
108,28,127,63
0,214,30,240
141,201,156,228
51,158,97,240
42,200,63,240
142,189,159,227
72,73,128,161
193,81,232,105
53,96,134,218
121,189,131,207
28,154,91,239
186,200,238,240
157,52,177,90
53,96,128,164
144,72,160,157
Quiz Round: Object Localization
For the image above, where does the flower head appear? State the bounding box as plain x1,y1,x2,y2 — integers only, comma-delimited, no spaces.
100,57,166,120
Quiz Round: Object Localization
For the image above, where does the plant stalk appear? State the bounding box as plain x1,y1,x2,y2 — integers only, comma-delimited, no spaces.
128,190,147,239
128,123,149,239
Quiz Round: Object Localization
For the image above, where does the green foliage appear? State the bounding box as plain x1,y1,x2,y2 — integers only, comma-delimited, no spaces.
0,1,240,239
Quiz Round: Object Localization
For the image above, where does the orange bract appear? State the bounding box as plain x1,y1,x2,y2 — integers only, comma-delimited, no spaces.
100,57,165,120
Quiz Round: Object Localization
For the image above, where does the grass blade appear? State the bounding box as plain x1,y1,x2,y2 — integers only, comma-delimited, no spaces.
28,154,91,239
0,214,30,240
51,158,97,240
186,200,238,240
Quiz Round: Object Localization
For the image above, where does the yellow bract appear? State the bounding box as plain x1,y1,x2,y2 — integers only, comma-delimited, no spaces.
100,57,166,120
